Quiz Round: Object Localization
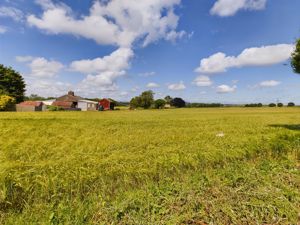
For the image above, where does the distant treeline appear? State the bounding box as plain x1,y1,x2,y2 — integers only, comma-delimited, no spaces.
186,103,224,108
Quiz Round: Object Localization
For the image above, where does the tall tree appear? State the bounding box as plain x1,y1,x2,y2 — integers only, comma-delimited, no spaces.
139,90,154,109
291,38,300,74
0,64,26,103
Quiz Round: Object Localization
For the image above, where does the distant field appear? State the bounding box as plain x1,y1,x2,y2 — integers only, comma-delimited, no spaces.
0,108,299,224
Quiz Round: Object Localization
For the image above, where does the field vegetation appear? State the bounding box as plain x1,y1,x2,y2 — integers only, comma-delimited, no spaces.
0,108,299,224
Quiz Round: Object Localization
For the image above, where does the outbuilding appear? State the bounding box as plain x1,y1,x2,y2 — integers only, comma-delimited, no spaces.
78,100,98,111
16,101,46,112
99,98,115,110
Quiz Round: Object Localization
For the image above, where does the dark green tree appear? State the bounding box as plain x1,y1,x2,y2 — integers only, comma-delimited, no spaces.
291,39,300,74
171,97,186,108
139,90,154,109
0,64,26,103
287,102,295,107
154,99,166,109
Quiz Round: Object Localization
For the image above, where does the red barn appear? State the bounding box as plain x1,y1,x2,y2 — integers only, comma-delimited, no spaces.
99,98,115,110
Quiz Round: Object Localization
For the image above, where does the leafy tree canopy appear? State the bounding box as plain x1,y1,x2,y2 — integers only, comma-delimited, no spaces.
291,38,300,74
0,64,26,103
171,97,186,108
154,99,166,109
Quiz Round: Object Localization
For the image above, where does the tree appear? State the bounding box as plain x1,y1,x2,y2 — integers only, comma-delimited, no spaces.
288,102,295,107
0,95,15,111
291,39,300,74
0,64,26,103
129,96,141,109
139,90,154,109
154,99,166,109
25,94,46,101
269,103,276,107
171,97,186,108
277,103,283,107
164,95,172,104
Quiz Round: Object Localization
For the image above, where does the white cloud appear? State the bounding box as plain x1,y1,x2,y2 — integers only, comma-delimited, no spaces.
146,82,160,88
71,48,134,91
193,75,213,87
168,81,186,90
139,72,156,77
27,0,185,48
216,84,236,93
0,25,7,34
16,56,64,78
259,80,281,87
195,44,295,74
210,0,267,17
0,6,24,21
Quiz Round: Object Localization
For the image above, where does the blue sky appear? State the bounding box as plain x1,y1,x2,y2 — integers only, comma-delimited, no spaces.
0,0,300,103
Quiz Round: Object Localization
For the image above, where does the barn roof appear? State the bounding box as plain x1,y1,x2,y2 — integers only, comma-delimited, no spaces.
56,91,83,102
18,101,43,107
52,101,73,108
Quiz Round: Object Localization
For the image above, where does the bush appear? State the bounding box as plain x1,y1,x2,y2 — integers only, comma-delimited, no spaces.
154,99,166,109
170,98,186,108
269,103,276,107
0,95,15,111
245,103,263,107
47,105,64,111
277,103,283,107
288,102,295,107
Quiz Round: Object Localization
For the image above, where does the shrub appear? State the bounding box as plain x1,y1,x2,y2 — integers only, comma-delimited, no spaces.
288,102,295,107
0,95,15,111
269,103,276,107
47,105,64,111
277,103,283,107
154,99,166,109
245,103,263,107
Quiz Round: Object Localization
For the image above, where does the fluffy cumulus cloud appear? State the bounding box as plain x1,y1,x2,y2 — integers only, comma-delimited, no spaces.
0,6,24,21
193,75,213,87
27,0,185,47
16,56,64,78
25,79,73,97
146,82,160,88
258,80,281,87
168,81,186,90
216,84,236,93
70,48,134,91
210,0,267,17
195,44,295,74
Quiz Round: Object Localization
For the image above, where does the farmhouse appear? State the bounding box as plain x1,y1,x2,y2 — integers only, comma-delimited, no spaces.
52,91,83,110
99,98,115,110
16,101,46,112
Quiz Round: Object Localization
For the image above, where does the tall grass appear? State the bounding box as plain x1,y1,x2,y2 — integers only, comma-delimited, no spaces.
0,108,299,224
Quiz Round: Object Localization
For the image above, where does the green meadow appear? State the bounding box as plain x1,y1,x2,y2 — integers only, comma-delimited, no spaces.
0,108,299,224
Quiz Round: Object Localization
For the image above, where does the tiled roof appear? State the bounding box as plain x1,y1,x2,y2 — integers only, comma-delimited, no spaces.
18,101,43,107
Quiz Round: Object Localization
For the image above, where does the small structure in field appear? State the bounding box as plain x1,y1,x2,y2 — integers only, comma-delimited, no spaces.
52,91,83,110
99,98,115,110
78,100,98,111
16,101,46,112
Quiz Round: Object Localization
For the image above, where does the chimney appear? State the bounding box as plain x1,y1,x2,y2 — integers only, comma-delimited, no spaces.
68,91,75,96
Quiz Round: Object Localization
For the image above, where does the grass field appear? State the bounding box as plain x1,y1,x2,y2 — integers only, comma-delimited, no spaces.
0,108,299,224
